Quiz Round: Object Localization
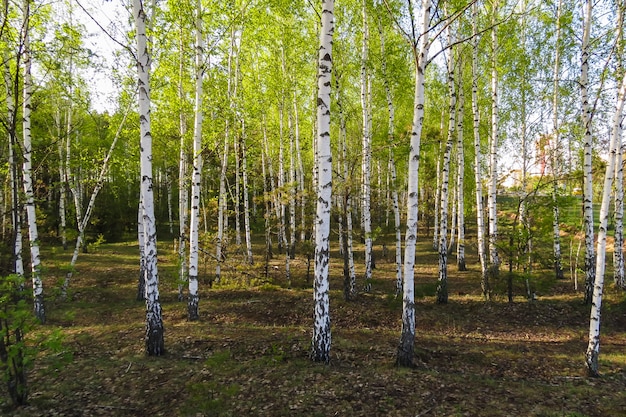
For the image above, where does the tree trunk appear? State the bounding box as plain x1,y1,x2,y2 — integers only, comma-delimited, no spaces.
312,0,334,364
456,83,466,271
398,0,431,368
378,16,403,295
585,69,626,376
472,0,489,299
360,0,373,291
551,0,565,280
134,0,164,355
487,0,500,281
177,26,189,302
22,1,45,323
242,119,253,265
188,0,204,321
437,23,456,305
581,0,596,305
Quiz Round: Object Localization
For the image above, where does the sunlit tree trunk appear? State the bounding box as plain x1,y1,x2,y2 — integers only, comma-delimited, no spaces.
487,0,500,280
614,7,626,290
360,0,373,291
188,0,204,321
437,25,456,304
216,28,237,284
456,84,466,271
551,0,565,280
177,28,189,302
585,69,626,376
398,0,431,368
56,111,68,251
293,94,307,243
615,141,625,288
137,200,146,300
378,16,402,294
581,0,595,305
22,0,45,323
336,75,356,300
133,0,164,355
472,0,488,298
312,0,334,364
5,50,24,278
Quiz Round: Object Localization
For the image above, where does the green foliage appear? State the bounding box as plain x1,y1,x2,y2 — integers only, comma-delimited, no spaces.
86,234,106,253
0,275,72,409
0,275,32,407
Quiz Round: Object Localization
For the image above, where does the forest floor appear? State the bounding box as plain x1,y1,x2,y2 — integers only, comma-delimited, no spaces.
4,237,626,416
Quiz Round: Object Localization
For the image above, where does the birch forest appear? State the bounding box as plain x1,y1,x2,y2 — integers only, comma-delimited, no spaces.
1,0,626,414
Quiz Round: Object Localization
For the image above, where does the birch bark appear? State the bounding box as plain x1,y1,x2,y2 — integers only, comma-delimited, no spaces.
360,0,373,290
188,0,204,321
472,0,488,298
133,0,164,355
581,0,596,305
22,0,45,323
312,0,334,364
398,0,431,367
585,69,626,376
488,0,500,279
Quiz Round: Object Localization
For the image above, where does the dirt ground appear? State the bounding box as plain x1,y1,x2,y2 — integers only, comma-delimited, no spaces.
5,240,626,416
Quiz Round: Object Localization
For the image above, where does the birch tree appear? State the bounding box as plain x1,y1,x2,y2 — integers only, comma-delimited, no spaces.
472,0,489,299
436,20,457,305
188,0,204,321
585,68,626,377
312,0,334,364
550,0,564,280
133,0,164,355
360,0,373,291
487,0,500,280
397,0,432,368
580,0,596,305
22,0,45,323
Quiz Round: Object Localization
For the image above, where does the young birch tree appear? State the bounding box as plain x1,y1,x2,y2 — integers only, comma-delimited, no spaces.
22,0,45,323
360,0,373,291
188,0,204,321
397,0,432,368
550,0,565,280
585,68,626,376
487,0,500,280
133,0,164,355
581,0,596,305
436,20,457,305
311,0,334,364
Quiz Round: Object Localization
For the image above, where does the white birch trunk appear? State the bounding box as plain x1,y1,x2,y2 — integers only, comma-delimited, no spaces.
177,30,189,302
379,17,403,294
456,83,466,271
585,70,626,376
488,0,500,277
5,49,24,278
294,94,307,243
137,200,146,300
336,76,356,300
437,32,456,304
216,28,237,284
360,0,373,290
472,0,489,298
551,0,564,280
188,0,203,321
312,0,334,364
581,0,596,305
614,141,625,288
242,119,253,265
398,0,431,368
56,113,68,251
22,2,45,322
133,0,164,355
